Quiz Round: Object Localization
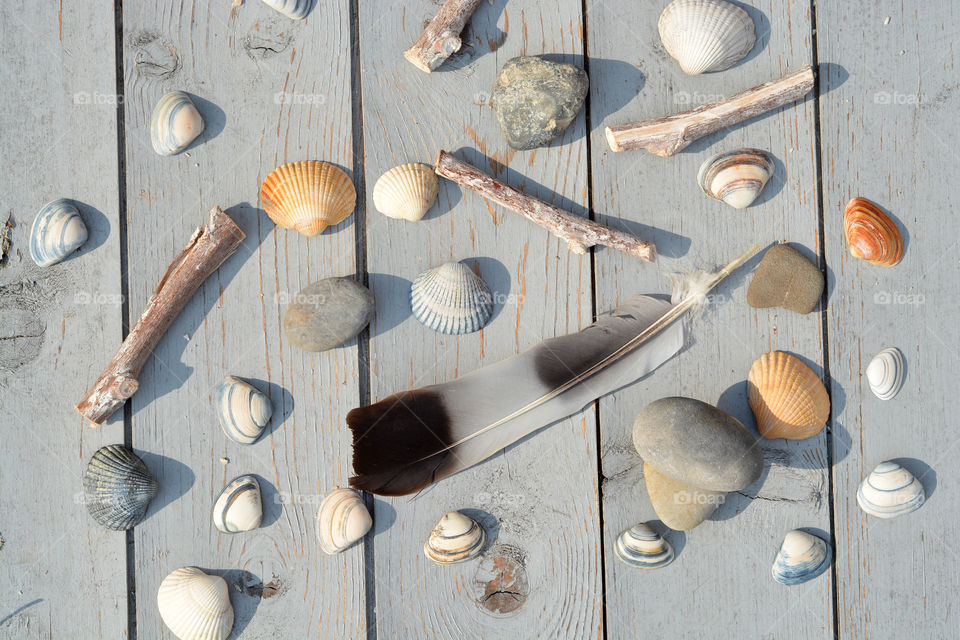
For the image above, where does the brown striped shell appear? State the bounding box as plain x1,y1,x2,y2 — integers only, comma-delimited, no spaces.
747,351,830,440
260,161,356,237
843,197,903,267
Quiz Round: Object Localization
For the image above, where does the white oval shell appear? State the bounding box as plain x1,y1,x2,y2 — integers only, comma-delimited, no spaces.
697,148,774,209
261,0,315,19
658,0,756,75
315,488,372,554
372,163,439,221
857,461,925,518
214,376,272,445
866,347,905,400
771,530,831,585
83,444,158,531
423,511,486,565
410,262,494,335
157,567,234,640
29,199,88,267
614,523,674,569
151,91,204,156
212,475,263,533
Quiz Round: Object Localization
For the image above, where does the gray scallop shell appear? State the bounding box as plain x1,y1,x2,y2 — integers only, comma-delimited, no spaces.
214,376,273,445
150,91,204,156
82,445,158,531
614,523,675,569
771,530,831,585
261,0,315,19
410,262,493,335
857,461,925,518
29,199,88,267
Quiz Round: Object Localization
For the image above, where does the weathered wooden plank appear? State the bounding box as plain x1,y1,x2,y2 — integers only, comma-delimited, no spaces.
359,0,602,637
0,2,126,638
817,3,959,637
122,1,364,637
587,1,833,636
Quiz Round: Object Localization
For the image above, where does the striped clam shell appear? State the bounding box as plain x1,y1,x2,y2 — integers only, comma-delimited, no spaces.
150,91,204,156
212,475,263,534
214,376,272,445
315,488,372,554
82,444,158,531
614,523,675,569
410,262,493,335
857,461,925,518
697,148,775,209
866,347,905,400
771,530,831,585
658,0,756,75
843,197,904,267
261,0,315,19
29,199,88,267
157,567,234,640
424,511,486,565
372,163,439,221
260,161,356,237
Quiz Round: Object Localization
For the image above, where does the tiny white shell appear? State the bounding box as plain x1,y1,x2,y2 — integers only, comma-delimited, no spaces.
866,347,905,400
771,530,831,585
29,199,88,267
261,0,315,19
212,475,263,533
423,511,486,565
151,91,204,156
372,163,439,221
614,523,675,569
857,461,925,518
658,0,756,75
214,376,273,445
410,262,494,335
315,488,372,554
157,567,234,640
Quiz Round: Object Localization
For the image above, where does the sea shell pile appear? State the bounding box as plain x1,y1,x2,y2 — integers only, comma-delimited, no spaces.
658,0,756,75
214,376,272,445
29,198,88,267
771,530,831,586
410,262,494,334
316,488,372,554
697,148,774,209
866,347,905,401
747,351,830,440
151,91,204,156
614,523,675,569
843,197,904,267
212,475,263,534
857,461,925,519
260,161,357,237
157,567,234,640
83,445,158,531
423,511,486,565
373,163,439,221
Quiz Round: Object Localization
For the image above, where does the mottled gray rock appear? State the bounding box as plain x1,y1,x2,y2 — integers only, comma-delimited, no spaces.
747,243,824,314
283,277,374,352
491,56,588,150
644,463,724,531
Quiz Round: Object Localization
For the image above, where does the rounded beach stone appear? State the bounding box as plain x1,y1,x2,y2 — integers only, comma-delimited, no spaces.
746,244,823,314
644,463,724,531
283,277,374,352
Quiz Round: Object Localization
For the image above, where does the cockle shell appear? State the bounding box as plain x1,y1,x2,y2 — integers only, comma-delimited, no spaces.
866,348,905,400
423,511,486,565
843,197,904,267
372,163,439,221
747,351,830,440
410,262,494,335
771,530,831,585
29,199,88,267
150,91,204,156
260,161,357,237
214,376,272,445
261,0,315,20
857,461,925,518
658,0,756,75
697,148,774,209
83,445,158,531
212,475,263,533
315,488,372,554
614,523,675,569
157,567,234,640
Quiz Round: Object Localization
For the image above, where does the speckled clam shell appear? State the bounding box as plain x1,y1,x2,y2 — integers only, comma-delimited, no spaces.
866,348,905,400
697,148,774,209
260,0,315,19
260,161,356,237
747,351,830,440
29,199,88,267
212,475,263,534
658,0,756,75
857,461,925,518
315,488,372,554
150,91,204,156
424,511,486,565
771,530,831,585
214,376,272,445
410,262,493,335
614,523,675,569
82,444,158,531
157,567,234,640
372,163,439,221
843,197,904,267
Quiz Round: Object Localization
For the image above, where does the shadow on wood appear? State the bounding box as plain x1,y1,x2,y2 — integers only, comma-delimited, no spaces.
368,272,413,338
138,451,195,524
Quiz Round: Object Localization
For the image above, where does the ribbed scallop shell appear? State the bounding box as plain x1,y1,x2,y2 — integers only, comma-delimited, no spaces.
843,197,904,267
771,530,831,585
315,488,372,554
261,0,315,19
410,262,493,335
866,347,905,400
83,445,158,531
614,523,675,569
260,161,357,237
747,351,830,440
857,461,925,518
214,376,272,445
697,148,774,209
212,475,263,534
372,163,439,221
157,567,234,640
151,91,204,156
423,511,486,565
29,199,88,267
658,0,756,75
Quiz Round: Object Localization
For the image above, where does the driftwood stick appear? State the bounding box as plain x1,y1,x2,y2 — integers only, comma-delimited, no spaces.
435,151,656,262
76,207,246,425
605,66,814,156
404,0,483,73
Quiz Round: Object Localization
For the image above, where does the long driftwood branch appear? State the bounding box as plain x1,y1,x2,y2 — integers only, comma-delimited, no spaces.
435,151,656,262
76,206,246,425
404,0,483,73
605,66,815,156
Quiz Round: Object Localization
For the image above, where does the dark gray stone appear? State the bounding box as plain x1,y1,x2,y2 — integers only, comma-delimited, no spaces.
283,277,374,352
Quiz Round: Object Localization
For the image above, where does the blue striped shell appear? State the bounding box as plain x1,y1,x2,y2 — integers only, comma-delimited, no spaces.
261,0,315,19
410,262,493,335
29,199,87,267
614,523,675,569
771,530,831,585
857,461,925,518
214,376,272,445
82,445,158,531
212,475,263,533
150,91,204,156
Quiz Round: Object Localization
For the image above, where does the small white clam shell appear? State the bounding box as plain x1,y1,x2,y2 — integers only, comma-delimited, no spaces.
866,347,905,400
83,445,158,531
857,461,925,518
771,530,831,585
614,523,674,569
212,475,263,533
151,91,204,156
157,566,234,640
697,148,775,209
410,262,494,335
658,0,756,75
261,0,315,19
214,376,272,445
372,163,439,222
29,199,88,267
315,488,372,554
423,511,486,565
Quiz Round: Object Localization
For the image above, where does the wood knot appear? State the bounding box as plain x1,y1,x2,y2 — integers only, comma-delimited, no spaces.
471,543,528,616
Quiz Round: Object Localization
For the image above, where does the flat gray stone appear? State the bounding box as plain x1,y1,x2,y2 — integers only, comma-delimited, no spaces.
283,277,374,352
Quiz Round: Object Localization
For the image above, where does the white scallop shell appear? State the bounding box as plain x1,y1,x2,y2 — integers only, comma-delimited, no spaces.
410,262,494,335
423,511,486,565
658,0,756,75
315,488,372,554
29,199,88,267
261,0,315,19
771,530,831,585
212,475,263,533
614,523,675,569
151,91,204,156
866,347,905,400
83,445,158,531
214,376,272,445
157,567,234,640
372,163,439,221
857,461,925,518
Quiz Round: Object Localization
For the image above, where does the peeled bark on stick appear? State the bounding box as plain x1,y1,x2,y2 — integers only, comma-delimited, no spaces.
404,0,483,72
435,150,656,262
605,66,815,156
76,206,246,425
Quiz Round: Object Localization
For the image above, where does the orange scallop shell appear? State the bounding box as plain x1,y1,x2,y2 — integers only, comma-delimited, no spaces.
843,197,903,267
747,351,830,440
260,161,356,237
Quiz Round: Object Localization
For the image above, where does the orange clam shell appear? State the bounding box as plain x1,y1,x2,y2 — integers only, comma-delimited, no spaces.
747,351,830,440
260,161,356,237
843,197,903,267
